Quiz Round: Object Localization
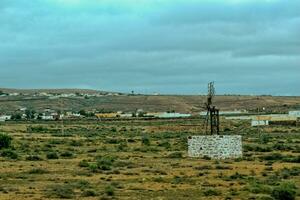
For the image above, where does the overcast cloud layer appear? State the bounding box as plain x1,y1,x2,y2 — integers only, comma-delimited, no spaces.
0,0,299,95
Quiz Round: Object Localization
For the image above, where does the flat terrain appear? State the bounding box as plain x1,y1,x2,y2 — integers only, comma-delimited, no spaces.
0,118,299,199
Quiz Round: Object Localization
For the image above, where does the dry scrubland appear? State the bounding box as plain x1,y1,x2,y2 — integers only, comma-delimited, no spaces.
0,118,299,200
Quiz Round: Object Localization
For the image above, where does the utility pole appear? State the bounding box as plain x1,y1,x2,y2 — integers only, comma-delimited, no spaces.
60,97,64,135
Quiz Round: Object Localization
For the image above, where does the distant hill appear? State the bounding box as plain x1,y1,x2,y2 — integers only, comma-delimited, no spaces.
0,89,299,114
0,88,120,95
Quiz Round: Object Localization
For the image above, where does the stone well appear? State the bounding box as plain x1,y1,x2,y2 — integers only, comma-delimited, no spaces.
188,135,242,159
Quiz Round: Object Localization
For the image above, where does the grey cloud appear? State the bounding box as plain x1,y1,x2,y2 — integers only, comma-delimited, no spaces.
0,0,299,95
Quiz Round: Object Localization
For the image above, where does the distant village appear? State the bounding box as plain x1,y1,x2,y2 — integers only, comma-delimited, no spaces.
0,91,299,127
0,105,299,128
0,90,123,98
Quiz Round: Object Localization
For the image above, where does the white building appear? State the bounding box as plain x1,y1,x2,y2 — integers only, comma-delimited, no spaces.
289,111,300,117
157,112,191,118
201,110,248,116
120,113,133,118
41,115,54,120
0,115,12,122
251,120,269,127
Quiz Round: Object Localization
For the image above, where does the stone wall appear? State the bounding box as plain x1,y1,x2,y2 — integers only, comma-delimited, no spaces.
188,135,242,159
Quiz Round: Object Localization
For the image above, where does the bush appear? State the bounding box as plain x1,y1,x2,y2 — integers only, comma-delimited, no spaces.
105,185,115,196
259,134,270,144
141,135,150,146
262,153,283,161
158,141,171,149
88,163,98,172
96,156,116,171
46,184,75,199
167,152,183,158
1,149,18,159
215,165,233,170
117,141,127,151
79,160,89,167
0,134,12,149
60,151,73,158
69,140,83,147
247,183,272,194
28,168,49,174
271,182,297,200
82,189,96,197
26,155,43,161
203,188,221,196
276,167,300,179
46,152,59,159
194,165,213,170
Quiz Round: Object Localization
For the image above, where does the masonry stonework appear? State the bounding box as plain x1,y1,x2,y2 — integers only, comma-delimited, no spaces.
188,135,242,159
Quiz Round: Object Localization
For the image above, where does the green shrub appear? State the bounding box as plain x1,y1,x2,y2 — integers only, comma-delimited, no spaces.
82,189,97,197
71,180,90,190
262,153,283,161
273,143,292,151
127,138,135,143
215,165,233,170
96,156,115,170
26,155,43,161
79,160,89,167
45,184,75,199
194,165,213,170
202,155,211,160
259,134,270,144
271,182,297,200
106,138,120,144
60,151,74,158
247,183,272,194
1,149,18,159
46,152,59,159
158,141,171,149
141,135,150,146
28,168,49,174
104,185,115,196
88,163,98,172
0,134,12,149
167,152,183,158
69,140,83,147
277,167,300,179
225,172,246,180
171,176,191,184
117,141,127,151
203,188,221,196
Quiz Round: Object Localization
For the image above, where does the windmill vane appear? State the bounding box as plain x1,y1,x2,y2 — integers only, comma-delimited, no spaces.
204,82,220,135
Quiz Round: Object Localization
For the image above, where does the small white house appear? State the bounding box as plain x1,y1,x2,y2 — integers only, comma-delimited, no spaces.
251,120,269,127
19,107,27,111
120,113,133,118
41,115,54,120
0,115,12,122
289,111,300,117
157,112,191,118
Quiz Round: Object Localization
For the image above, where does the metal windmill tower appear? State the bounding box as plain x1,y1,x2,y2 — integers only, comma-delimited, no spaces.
204,82,220,135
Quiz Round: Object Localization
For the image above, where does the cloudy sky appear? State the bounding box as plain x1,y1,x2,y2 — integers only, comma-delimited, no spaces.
0,0,299,95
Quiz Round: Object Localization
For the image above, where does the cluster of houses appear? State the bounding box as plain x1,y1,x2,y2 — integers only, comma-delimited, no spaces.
0,107,194,122
0,109,84,122
95,111,192,119
1,106,299,126
0,91,122,98
225,110,300,127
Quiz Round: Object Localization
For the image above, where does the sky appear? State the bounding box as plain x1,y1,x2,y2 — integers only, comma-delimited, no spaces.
0,0,299,95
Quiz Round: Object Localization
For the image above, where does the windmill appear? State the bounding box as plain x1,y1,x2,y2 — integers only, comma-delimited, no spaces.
203,82,220,135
